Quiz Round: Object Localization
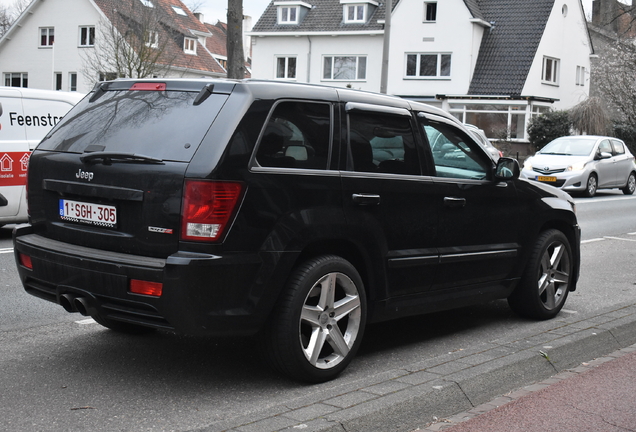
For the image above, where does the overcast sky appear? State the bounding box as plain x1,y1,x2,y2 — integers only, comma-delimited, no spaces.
0,0,601,28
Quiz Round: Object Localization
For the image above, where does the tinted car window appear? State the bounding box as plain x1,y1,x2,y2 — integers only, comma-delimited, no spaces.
37,90,226,162
347,111,419,175
421,121,489,179
256,101,331,170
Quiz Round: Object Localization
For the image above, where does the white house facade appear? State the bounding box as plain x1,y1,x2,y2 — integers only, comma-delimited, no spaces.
250,0,594,141
0,0,229,94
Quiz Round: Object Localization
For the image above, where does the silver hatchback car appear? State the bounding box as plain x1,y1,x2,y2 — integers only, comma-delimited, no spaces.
521,136,636,197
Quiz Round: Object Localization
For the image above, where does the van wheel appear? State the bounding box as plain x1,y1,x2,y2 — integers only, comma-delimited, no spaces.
622,172,636,195
264,255,366,383
508,229,572,320
92,314,156,335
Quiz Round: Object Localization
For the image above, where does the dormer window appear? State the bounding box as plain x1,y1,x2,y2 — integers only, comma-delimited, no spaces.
340,0,378,24
184,37,196,54
275,1,312,25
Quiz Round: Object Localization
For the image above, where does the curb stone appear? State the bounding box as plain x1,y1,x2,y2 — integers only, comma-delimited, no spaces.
195,302,636,432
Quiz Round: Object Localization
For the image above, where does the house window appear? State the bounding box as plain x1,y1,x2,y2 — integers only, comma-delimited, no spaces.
184,37,197,54
542,56,559,84
69,73,78,91
276,56,297,79
424,2,437,22
145,30,159,48
323,56,367,80
172,6,187,16
575,65,586,86
4,73,28,87
344,4,366,23
140,0,154,7
55,73,62,90
405,53,451,78
279,6,299,24
40,27,54,47
79,26,95,47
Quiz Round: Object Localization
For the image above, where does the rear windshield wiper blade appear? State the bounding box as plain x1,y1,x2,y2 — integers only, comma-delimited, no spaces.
80,151,164,164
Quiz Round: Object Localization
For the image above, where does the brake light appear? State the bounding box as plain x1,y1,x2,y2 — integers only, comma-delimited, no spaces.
181,180,243,242
18,253,33,269
129,279,163,297
129,83,166,91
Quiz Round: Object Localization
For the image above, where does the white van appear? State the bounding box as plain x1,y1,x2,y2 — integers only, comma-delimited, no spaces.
0,87,83,227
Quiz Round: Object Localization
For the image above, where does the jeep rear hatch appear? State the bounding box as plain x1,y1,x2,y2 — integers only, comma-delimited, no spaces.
27,80,235,257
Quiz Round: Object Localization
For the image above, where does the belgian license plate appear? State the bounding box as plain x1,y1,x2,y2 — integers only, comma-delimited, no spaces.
59,199,117,228
537,176,557,182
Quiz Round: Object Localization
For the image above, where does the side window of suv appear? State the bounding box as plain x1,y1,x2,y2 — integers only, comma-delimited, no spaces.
255,101,331,170
420,120,489,180
347,110,420,175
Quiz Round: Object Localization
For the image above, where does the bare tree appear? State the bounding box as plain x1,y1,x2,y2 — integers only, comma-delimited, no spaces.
593,39,636,125
569,97,612,136
1,0,30,38
227,0,245,79
80,1,180,86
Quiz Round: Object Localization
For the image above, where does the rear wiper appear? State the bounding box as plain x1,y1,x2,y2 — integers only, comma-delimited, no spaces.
80,151,164,164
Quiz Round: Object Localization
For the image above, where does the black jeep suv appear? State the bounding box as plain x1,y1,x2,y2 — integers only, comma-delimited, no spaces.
14,79,580,382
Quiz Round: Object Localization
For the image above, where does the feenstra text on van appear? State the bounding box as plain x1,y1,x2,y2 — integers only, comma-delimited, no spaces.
8,111,62,127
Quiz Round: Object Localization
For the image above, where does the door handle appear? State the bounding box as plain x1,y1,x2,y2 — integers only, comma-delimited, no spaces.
352,193,381,205
444,196,466,208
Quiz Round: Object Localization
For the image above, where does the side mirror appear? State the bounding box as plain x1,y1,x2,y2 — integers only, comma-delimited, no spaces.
494,157,520,181
597,151,612,160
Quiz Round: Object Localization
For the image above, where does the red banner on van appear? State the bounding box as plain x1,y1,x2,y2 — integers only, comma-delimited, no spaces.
0,151,30,186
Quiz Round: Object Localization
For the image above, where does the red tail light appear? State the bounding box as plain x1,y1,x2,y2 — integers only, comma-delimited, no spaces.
130,83,166,91
129,279,163,297
18,253,33,269
181,180,243,242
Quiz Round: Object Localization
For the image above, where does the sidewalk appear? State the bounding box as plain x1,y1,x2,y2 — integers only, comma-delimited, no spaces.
204,302,636,432
419,345,636,432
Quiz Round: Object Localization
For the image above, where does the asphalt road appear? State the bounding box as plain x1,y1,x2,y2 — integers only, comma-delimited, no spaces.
1,191,635,431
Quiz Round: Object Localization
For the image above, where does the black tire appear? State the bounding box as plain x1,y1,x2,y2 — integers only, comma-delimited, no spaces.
584,174,597,197
508,229,573,320
263,255,366,383
622,172,636,195
92,314,156,335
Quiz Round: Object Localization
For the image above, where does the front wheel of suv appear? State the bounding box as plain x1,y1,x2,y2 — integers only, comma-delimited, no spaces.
508,229,573,320
263,255,366,383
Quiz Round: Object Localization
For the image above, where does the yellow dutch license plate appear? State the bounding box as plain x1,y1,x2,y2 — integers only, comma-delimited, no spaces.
537,176,557,182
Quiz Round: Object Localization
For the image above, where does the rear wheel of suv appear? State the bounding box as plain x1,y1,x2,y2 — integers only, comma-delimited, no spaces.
264,255,366,383
508,229,573,320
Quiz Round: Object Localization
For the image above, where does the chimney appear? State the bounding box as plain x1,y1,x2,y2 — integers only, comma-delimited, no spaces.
194,12,204,23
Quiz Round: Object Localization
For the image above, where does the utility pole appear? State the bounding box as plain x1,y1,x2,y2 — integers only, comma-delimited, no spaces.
380,0,392,94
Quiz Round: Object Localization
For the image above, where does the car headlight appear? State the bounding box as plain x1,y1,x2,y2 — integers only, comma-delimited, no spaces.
523,160,533,170
567,162,586,172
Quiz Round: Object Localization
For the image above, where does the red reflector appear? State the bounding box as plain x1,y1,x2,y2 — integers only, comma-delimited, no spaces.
130,83,166,91
181,181,243,242
129,279,163,297
18,253,33,269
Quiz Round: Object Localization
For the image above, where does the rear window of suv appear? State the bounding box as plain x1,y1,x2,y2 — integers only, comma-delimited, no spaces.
37,89,227,162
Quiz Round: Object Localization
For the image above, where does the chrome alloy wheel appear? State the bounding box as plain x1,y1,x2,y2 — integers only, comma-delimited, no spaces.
537,239,571,311
299,272,362,369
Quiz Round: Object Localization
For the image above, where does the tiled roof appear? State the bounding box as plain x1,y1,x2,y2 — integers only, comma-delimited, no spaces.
93,0,226,75
463,0,485,20
468,0,555,96
251,0,388,33
205,21,227,57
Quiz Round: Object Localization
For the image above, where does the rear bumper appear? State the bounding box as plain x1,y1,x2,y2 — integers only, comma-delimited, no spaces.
13,226,279,336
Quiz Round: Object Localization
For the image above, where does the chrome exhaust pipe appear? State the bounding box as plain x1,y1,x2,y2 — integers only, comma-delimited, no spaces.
59,294,78,313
